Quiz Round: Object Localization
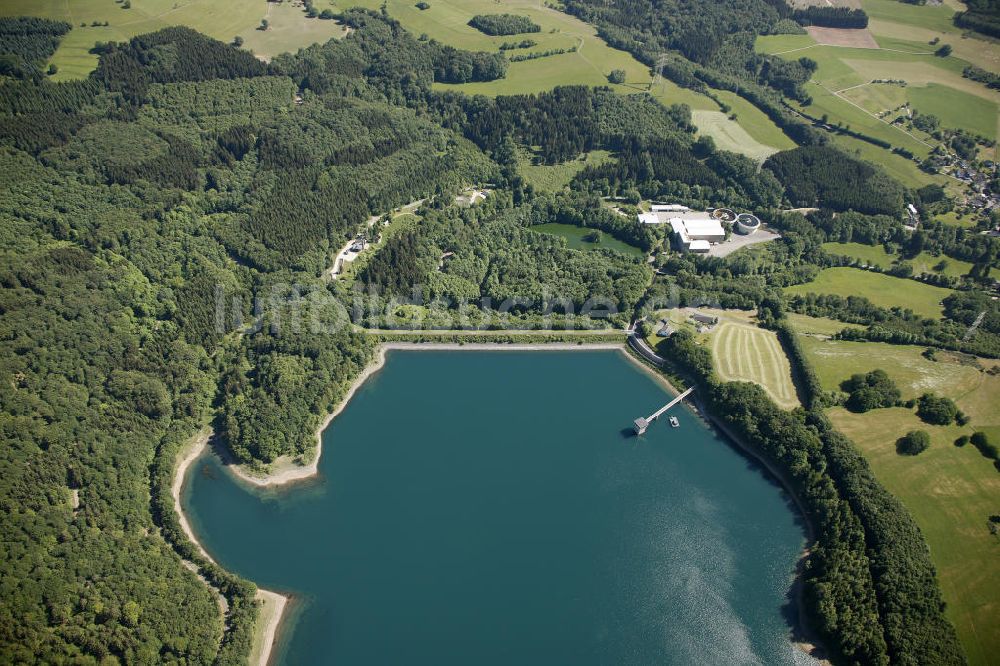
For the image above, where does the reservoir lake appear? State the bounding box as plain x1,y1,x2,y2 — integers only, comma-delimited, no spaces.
182,350,813,665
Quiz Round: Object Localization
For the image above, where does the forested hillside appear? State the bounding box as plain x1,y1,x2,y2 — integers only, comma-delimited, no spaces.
0,14,502,663
0,17,70,79
764,146,907,215
0,5,984,665
560,0,827,138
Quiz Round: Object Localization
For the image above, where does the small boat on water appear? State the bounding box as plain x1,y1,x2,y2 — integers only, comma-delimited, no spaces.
669,416,680,428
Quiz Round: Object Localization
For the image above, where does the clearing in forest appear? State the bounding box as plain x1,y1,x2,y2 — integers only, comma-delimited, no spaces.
785,267,951,319
711,322,800,409
691,111,784,162
805,26,879,49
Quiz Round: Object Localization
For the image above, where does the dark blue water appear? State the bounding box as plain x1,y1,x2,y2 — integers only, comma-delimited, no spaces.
183,350,810,665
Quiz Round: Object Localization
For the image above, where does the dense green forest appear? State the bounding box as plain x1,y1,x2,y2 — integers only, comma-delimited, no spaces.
0,14,506,663
792,7,869,29
764,146,907,216
468,14,541,36
0,17,70,79
955,0,1000,38
0,4,993,664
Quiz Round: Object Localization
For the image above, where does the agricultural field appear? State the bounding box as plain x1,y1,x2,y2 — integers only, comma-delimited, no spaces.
908,84,998,141
830,134,947,190
784,312,864,336
648,309,800,408
711,321,800,408
345,0,649,96
785,267,952,318
0,0,346,78
821,241,990,279
649,80,797,160
799,337,983,398
758,0,1000,179
517,149,612,191
798,335,1000,665
345,0,798,156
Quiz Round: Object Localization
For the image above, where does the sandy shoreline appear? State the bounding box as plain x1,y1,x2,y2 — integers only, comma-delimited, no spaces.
172,429,292,666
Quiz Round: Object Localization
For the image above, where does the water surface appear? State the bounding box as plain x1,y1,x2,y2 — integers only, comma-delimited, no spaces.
184,350,811,665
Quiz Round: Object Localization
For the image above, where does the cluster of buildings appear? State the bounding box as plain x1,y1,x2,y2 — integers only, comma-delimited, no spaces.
637,205,761,253
654,311,719,338
923,155,999,214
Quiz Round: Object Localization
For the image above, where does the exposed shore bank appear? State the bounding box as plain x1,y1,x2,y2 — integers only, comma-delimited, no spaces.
172,430,291,666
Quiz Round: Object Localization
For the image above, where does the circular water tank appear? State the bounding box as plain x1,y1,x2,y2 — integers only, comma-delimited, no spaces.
736,213,760,235
712,208,737,223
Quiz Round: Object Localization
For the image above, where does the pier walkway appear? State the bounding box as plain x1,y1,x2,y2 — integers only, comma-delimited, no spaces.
633,387,694,435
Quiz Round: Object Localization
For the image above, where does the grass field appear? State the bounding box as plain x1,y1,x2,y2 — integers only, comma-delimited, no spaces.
830,404,1000,666
691,111,782,161
936,211,981,228
800,334,1000,665
828,134,948,190
517,149,611,191
785,312,865,336
344,0,650,96
648,79,797,160
759,2,1000,181
821,241,989,279
647,308,800,408
0,0,346,78
529,223,645,258
799,337,983,398
785,267,952,318
711,321,800,408
908,84,998,141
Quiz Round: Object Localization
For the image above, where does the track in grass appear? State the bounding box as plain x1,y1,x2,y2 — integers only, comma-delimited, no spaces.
711,322,800,409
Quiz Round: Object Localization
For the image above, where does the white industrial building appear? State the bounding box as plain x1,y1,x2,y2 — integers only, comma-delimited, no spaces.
668,215,725,253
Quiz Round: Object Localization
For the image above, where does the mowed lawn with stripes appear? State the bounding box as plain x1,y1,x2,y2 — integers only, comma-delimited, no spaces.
711,322,800,409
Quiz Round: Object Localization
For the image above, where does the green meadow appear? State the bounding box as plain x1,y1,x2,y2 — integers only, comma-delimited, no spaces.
343,0,649,96
785,312,865,337
517,149,612,192
821,242,989,279
798,333,1000,666
908,84,998,140
758,3,1000,184
0,0,347,78
785,267,951,318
